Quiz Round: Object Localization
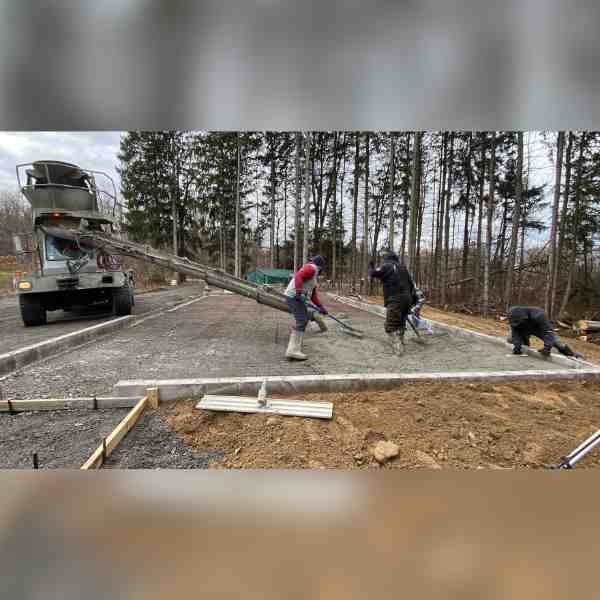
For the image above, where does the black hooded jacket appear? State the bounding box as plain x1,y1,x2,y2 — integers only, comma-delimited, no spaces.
368,252,416,307
508,306,556,348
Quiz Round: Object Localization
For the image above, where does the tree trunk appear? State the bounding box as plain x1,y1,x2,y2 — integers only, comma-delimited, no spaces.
234,132,242,278
441,132,454,304
302,132,311,264
544,131,565,317
408,131,422,273
387,135,397,250
351,134,360,279
476,134,486,295
334,133,347,283
483,132,497,318
430,160,438,290
461,132,473,285
294,132,302,271
559,132,586,317
401,133,412,263
363,132,370,281
270,148,276,269
433,133,447,298
503,131,524,311
553,131,573,317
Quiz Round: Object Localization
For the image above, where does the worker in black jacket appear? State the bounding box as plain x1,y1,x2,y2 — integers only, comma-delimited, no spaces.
508,306,583,359
368,251,416,354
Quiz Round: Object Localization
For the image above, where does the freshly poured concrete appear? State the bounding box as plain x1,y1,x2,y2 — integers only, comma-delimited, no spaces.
2,293,575,402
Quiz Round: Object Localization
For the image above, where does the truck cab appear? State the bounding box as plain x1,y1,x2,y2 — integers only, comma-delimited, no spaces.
14,160,134,326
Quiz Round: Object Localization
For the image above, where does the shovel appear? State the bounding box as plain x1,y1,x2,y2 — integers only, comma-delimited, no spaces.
407,312,427,344
307,301,364,339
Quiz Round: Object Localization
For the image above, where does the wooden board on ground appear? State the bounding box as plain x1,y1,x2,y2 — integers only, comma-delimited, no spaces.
81,396,148,470
0,397,142,412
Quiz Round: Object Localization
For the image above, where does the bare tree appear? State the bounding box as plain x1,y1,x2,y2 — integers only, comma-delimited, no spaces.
234,132,242,278
441,132,455,304
407,131,422,273
293,132,302,271
483,132,497,318
351,134,360,279
559,132,586,317
302,132,311,263
503,131,524,310
387,134,397,250
553,131,573,317
363,132,370,282
544,131,565,317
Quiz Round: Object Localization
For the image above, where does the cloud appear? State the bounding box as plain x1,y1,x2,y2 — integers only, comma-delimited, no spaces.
0,131,123,194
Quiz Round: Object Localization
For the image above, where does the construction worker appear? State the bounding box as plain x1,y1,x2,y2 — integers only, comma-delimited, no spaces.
284,255,328,360
368,251,416,354
508,306,583,359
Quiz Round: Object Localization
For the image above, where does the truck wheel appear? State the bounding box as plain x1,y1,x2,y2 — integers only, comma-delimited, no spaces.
113,287,132,316
20,296,47,327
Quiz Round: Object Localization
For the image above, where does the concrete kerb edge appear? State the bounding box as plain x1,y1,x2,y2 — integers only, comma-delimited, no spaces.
326,293,595,371
113,368,600,402
0,292,208,378
0,316,133,378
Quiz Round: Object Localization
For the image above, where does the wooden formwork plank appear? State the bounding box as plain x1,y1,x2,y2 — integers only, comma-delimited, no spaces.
0,397,142,412
80,396,148,470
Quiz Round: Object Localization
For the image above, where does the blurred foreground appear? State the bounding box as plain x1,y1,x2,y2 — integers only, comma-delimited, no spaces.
1,472,598,598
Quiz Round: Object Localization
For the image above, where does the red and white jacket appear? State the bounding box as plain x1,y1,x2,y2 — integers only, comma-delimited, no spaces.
285,262,322,306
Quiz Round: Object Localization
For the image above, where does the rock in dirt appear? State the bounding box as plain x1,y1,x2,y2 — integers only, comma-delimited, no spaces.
370,441,400,464
415,450,442,469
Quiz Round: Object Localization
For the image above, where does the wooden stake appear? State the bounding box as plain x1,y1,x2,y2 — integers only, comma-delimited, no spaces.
146,387,160,409
81,396,148,470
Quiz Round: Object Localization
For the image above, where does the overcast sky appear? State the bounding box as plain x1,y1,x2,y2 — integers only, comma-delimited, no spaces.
0,131,123,195
0,130,555,247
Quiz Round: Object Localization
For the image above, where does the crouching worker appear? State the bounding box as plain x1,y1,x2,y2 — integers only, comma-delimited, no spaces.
368,251,416,354
508,306,583,359
284,255,328,361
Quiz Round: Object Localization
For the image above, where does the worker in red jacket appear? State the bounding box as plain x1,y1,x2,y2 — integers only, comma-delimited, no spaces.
284,255,328,360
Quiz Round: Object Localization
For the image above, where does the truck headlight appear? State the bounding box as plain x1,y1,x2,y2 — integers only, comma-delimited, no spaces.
18,281,32,290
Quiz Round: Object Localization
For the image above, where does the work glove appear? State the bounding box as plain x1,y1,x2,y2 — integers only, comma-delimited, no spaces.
512,346,522,355
317,305,328,316
538,347,552,358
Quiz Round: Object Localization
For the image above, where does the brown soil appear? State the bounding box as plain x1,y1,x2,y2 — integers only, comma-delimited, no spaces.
368,295,600,365
160,379,600,469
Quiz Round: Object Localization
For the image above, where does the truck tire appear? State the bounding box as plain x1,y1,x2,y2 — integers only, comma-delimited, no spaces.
20,296,47,327
113,287,133,316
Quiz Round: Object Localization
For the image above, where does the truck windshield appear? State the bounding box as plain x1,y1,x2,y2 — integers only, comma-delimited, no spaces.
45,234,92,261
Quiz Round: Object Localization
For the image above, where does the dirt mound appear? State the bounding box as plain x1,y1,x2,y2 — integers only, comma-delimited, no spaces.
160,379,600,469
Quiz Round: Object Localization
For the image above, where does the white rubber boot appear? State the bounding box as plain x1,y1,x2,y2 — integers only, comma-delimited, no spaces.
398,329,406,352
286,330,308,360
387,332,401,355
312,313,328,332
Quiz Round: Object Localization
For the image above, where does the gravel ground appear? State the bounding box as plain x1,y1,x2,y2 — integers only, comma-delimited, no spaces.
0,282,204,354
103,409,222,469
0,408,128,469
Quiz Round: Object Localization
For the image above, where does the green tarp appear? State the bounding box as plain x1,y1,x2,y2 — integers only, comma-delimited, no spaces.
246,268,293,285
